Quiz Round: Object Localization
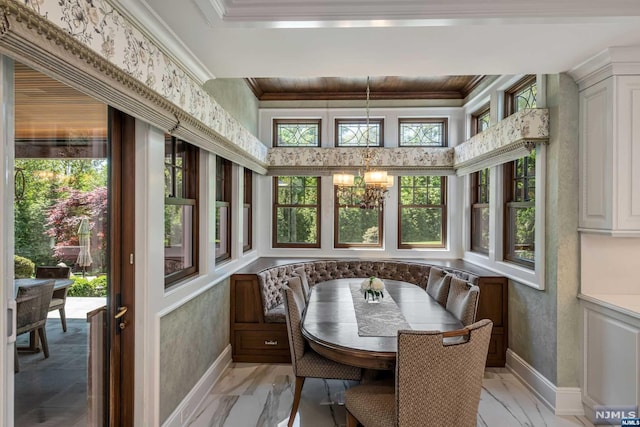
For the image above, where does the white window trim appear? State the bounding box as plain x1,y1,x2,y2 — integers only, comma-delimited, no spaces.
464,144,546,290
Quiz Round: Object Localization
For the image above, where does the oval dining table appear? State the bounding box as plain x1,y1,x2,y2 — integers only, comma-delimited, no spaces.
301,278,464,370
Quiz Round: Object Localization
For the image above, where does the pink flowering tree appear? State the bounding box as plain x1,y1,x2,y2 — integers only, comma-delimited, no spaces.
45,186,108,270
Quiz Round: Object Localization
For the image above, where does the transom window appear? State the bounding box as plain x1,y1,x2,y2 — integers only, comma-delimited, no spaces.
273,119,321,147
470,168,490,254
215,157,232,263
273,176,320,248
335,176,383,248
335,118,384,147
471,104,490,136
164,135,199,287
398,176,446,248
504,152,536,268
505,76,537,116
398,118,448,147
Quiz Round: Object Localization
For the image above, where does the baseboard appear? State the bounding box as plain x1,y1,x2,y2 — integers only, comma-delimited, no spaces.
555,388,584,416
505,349,584,416
162,344,232,427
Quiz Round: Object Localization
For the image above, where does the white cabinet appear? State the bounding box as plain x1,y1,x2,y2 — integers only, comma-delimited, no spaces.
579,75,640,235
581,298,640,417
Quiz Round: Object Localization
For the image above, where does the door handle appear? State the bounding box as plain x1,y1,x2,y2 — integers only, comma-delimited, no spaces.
7,299,16,343
114,306,128,319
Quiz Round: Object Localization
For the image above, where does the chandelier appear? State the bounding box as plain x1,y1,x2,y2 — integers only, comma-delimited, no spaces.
333,77,393,209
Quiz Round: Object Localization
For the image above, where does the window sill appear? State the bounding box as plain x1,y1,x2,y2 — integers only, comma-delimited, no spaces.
464,251,543,290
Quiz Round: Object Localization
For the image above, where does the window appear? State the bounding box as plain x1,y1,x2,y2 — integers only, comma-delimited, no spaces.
470,168,490,254
471,104,490,136
215,157,232,263
243,168,253,252
398,118,448,147
335,176,383,248
164,135,199,286
335,118,384,147
504,151,536,268
273,119,321,147
398,176,446,248
505,76,537,116
273,176,320,248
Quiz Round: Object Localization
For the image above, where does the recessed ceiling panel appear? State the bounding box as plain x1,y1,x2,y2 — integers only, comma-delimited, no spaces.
14,63,108,141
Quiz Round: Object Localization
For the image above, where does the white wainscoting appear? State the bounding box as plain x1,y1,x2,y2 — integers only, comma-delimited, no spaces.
580,299,640,416
162,345,233,427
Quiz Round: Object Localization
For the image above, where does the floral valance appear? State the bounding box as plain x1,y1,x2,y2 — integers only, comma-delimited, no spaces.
267,147,455,176
454,109,549,175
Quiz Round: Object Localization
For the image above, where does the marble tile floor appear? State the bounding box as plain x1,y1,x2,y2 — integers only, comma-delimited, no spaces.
14,297,104,427
188,363,595,427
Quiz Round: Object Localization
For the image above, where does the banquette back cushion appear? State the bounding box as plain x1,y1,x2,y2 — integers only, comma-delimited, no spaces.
256,260,480,321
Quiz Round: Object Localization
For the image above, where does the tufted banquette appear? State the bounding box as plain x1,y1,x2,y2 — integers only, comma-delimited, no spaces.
230,258,508,367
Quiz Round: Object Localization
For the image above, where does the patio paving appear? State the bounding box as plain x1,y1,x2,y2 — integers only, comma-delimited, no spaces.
15,297,106,427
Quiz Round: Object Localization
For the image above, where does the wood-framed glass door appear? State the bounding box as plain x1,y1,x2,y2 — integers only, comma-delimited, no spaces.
2,58,135,427
107,107,135,426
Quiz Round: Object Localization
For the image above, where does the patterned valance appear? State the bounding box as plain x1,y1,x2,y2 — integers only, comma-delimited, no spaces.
267,147,455,176
454,109,549,176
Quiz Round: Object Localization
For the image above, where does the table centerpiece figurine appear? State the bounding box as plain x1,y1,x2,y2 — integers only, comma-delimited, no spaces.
361,277,385,303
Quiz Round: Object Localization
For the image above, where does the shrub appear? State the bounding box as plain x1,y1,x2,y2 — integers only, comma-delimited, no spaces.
67,276,108,297
91,276,108,297
67,277,92,297
14,255,34,278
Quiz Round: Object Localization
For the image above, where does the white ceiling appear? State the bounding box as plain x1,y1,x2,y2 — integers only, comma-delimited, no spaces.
127,0,640,80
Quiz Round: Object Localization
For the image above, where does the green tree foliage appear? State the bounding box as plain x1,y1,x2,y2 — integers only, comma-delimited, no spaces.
275,176,319,244
337,207,379,244
399,176,444,245
14,159,107,269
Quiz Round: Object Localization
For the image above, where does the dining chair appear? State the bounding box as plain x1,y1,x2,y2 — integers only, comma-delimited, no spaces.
15,280,55,372
446,277,480,326
292,266,311,303
282,278,362,427
345,319,493,427
36,266,72,332
425,267,452,307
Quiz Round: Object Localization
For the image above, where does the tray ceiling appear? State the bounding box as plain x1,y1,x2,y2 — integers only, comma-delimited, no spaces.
247,75,485,100
123,0,640,79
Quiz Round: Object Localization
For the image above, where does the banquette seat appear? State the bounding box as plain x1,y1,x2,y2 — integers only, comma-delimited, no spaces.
229,258,508,367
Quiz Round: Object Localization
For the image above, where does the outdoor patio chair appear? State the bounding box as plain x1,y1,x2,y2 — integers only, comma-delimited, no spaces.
36,266,71,332
15,280,55,372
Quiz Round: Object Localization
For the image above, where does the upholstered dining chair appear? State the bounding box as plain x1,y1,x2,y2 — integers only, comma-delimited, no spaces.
15,280,55,372
282,277,362,427
345,319,493,427
425,267,452,307
292,266,311,303
446,277,480,326
36,266,71,332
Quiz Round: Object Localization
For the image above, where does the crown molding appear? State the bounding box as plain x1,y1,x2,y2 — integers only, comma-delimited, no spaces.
109,0,215,84
199,0,640,24
569,46,640,90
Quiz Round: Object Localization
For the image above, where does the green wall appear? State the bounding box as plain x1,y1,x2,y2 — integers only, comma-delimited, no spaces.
507,73,580,387
204,78,259,136
159,279,230,423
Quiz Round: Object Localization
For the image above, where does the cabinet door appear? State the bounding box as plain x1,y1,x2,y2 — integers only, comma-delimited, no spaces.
579,77,613,231
615,76,640,231
583,304,640,410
